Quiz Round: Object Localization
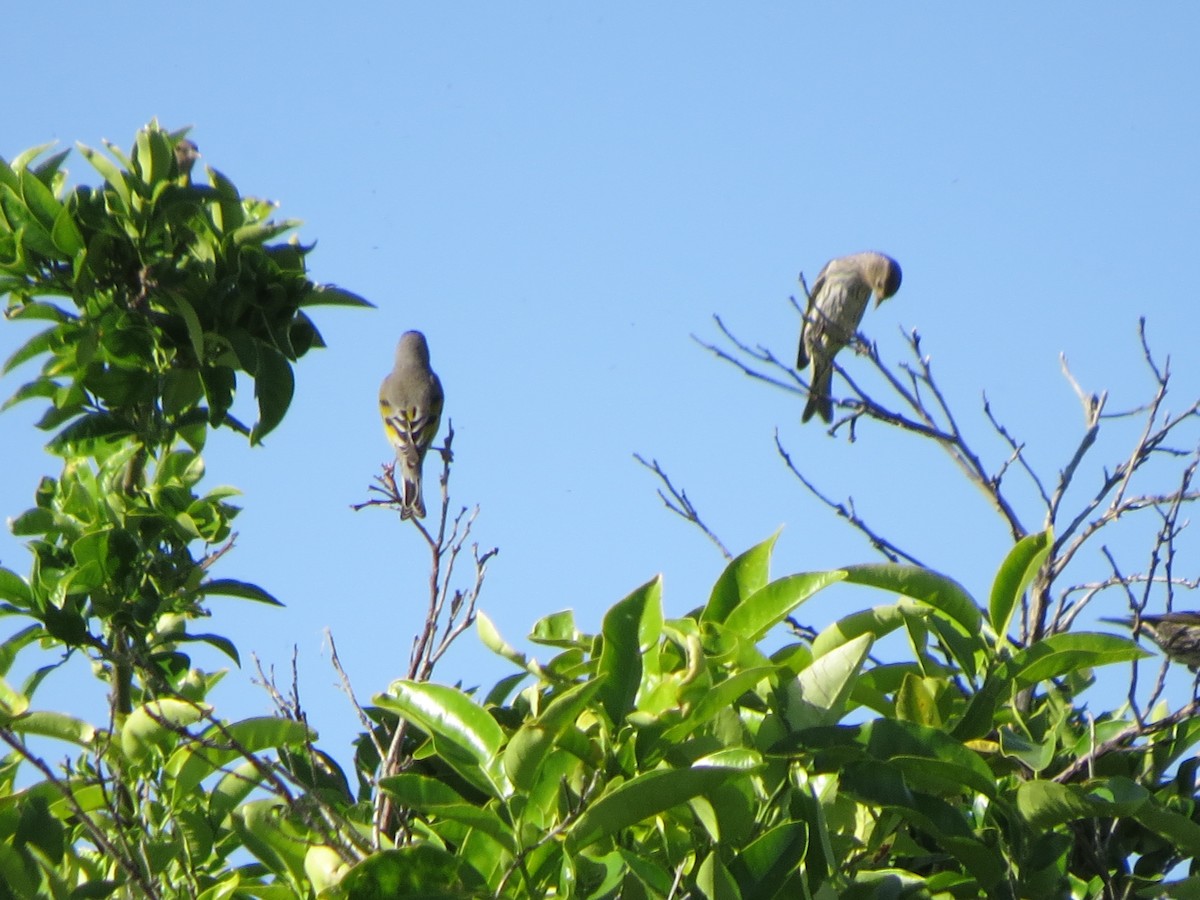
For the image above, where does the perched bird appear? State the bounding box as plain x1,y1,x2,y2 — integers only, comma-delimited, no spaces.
379,331,444,520
1104,612,1200,671
796,251,902,424
174,139,200,179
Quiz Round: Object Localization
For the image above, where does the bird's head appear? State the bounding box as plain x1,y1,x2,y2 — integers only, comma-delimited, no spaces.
396,330,432,367
873,255,902,306
174,139,200,177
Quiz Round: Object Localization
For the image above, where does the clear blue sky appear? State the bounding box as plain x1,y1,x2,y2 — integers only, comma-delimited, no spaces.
3,5,1199,765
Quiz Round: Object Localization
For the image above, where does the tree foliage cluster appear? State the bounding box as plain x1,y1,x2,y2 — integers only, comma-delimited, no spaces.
1,122,1199,898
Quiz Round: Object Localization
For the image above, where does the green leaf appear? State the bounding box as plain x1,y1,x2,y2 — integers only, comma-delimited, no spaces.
167,718,314,799
998,725,1055,773
50,205,85,257
0,569,33,609
338,847,487,898
1016,780,1095,828
785,632,872,730
121,698,210,761
173,632,242,666
19,169,63,231
597,576,662,725
3,325,61,374
661,666,776,744
702,531,779,624
895,673,941,727
842,563,981,634
305,284,375,307
159,291,206,362
7,710,95,745
195,578,282,606
731,822,807,899
377,680,509,799
477,610,533,672
1007,632,1147,686
379,774,517,853
567,764,747,853
697,851,743,900
235,798,308,889
723,570,845,642
503,680,602,789
250,343,294,444
76,143,131,212
46,412,134,454
989,531,1051,645
529,609,583,648
812,601,922,658
0,677,29,720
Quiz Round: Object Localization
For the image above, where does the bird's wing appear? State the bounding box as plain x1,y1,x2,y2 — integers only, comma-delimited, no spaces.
798,261,834,368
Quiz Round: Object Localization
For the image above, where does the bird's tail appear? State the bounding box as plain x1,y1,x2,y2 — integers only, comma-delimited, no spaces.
802,365,833,424
398,457,426,520
400,478,426,520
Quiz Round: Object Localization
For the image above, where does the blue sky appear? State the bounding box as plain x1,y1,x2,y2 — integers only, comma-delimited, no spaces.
3,5,1199,765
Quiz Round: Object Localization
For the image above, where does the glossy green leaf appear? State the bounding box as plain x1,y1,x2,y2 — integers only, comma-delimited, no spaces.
529,608,583,648
305,284,375,307
864,719,998,800
661,666,776,743
50,205,85,257
1007,632,1147,686
195,578,282,606
785,632,872,729
0,568,33,609
842,563,981,634
732,821,807,898
812,601,919,658
338,847,487,898
1016,780,1095,828
121,698,210,761
235,798,308,889
697,851,742,900
567,764,745,853
0,677,29,720
989,530,1051,646
3,325,61,377
597,576,662,725
379,774,516,853
895,673,940,727
7,710,94,745
703,531,779,624
19,169,63,231
250,343,294,444
377,680,509,799
503,680,602,789
724,570,845,642
76,143,131,212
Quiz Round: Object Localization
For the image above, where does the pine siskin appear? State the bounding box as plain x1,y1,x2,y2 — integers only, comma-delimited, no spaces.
1104,612,1200,670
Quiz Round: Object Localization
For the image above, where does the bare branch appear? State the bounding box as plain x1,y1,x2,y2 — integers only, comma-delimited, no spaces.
774,430,926,567
634,454,732,559
359,423,498,845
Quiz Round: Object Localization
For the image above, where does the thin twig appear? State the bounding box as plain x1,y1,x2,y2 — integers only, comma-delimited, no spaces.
633,454,732,559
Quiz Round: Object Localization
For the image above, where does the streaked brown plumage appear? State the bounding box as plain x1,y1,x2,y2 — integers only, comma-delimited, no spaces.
1104,612,1200,670
796,251,902,423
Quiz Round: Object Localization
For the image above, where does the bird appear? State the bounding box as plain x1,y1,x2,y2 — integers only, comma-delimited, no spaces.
174,139,200,180
379,331,444,520
1103,612,1200,671
796,251,902,424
